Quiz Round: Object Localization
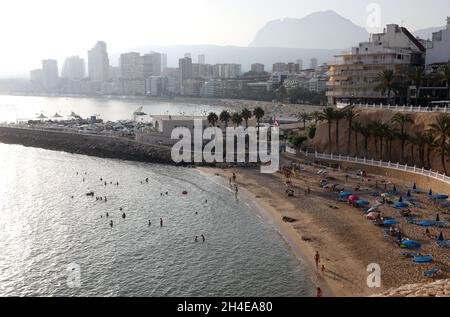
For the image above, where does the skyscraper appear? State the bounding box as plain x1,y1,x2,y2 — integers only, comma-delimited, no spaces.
42,59,59,92
251,63,265,73
120,52,143,79
198,54,205,65
162,54,168,73
88,41,110,82
310,58,318,70
179,57,193,81
296,59,303,70
62,56,85,80
142,52,162,78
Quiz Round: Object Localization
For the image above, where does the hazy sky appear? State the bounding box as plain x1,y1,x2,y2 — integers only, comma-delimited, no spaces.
1,0,449,77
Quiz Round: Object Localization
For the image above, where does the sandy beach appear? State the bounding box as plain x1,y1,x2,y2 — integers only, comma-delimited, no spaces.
198,153,450,297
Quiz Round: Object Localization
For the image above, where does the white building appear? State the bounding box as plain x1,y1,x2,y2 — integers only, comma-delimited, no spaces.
146,76,167,96
120,52,143,79
42,59,59,92
310,58,318,70
88,41,110,83
142,52,162,78
426,17,450,65
62,56,85,80
198,54,205,65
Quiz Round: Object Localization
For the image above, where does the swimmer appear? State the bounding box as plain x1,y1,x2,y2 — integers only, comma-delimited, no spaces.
122,213,126,219
106,212,109,218
110,220,113,228
195,236,198,242
148,220,151,226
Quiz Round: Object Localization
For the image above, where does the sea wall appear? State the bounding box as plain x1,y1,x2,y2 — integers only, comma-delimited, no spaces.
0,127,173,164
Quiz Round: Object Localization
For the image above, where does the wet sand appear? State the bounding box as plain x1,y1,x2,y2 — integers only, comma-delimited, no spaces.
198,154,450,297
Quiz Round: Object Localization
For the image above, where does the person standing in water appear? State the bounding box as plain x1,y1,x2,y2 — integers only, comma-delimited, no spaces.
160,218,163,227
110,220,113,228
195,236,198,242
148,220,151,227
122,213,126,219
201,234,205,243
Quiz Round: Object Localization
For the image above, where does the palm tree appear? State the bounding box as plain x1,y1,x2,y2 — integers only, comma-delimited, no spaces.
334,110,344,155
368,120,382,159
253,107,265,138
352,122,363,156
207,112,219,127
428,114,450,175
219,110,231,128
410,66,424,106
311,111,321,124
343,108,359,155
375,69,399,105
413,132,427,168
319,107,336,154
359,126,371,159
298,112,312,129
241,108,252,129
440,61,450,99
391,113,414,163
385,126,399,162
423,132,436,169
231,113,243,127
378,122,392,161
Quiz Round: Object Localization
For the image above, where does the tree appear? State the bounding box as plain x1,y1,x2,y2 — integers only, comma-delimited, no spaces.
343,107,359,155
334,110,344,155
352,122,363,156
391,113,414,163
219,110,231,128
231,113,243,127
428,114,450,175
311,111,321,124
207,112,219,127
375,69,399,105
241,108,252,129
319,107,336,154
253,107,265,139
298,112,312,129
378,122,392,161
423,132,436,169
368,120,382,159
291,135,308,149
359,126,371,159
410,66,424,106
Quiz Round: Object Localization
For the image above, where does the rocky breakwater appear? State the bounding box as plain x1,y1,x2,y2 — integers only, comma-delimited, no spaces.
373,279,450,297
0,126,173,164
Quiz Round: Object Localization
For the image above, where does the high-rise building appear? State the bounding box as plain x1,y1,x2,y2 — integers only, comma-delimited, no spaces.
30,69,43,83
296,59,303,70
213,64,241,79
184,53,192,59
251,63,265,73
120,52,143,79
142,52,162,78
42,59,59,92
179,57,193,81
198,54,205,65
310,58,318,70
62,56,85,80
162,54,168,72
88,41,110,82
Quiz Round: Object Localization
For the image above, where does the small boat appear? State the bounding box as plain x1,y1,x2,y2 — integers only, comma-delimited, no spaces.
182,191,188,195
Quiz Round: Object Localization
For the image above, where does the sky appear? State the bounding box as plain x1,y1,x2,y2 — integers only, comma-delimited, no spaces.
0,0,449,77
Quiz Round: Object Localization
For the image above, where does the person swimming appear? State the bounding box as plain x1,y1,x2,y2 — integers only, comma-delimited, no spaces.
110,220,113,228
106,212,109,218
195,236,198,242
146,178,149,183
120,207,123,211
148,220,151,226
122,213,126,219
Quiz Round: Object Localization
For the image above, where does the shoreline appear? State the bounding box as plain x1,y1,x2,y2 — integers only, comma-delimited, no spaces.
197,167,334,297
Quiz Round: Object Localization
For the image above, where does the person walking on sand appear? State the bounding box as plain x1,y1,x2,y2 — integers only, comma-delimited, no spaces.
321,264,325,274
316,287,323,298
315,251,320,268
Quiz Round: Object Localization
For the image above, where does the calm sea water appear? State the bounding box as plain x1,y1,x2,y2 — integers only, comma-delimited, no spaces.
0,144,314,296
0,94,226,123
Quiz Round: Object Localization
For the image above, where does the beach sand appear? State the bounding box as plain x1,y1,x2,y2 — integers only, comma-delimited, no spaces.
198,154,450,297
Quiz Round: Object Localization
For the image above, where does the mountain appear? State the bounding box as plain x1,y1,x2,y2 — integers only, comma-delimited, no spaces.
249,10,369,49
111,45,342,72
414,26,445,40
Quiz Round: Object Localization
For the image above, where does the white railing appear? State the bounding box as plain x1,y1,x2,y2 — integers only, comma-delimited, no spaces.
354,103,449,113
299,150,450,185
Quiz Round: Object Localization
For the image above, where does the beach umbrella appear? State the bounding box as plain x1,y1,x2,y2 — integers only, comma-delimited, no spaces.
394,202,409,208
384,219,400,226
401,240,421,249
416,221,436,227
348,195,360,202
37,113,47,119
438,232,445,241
52,112,62,118
436,214,441,222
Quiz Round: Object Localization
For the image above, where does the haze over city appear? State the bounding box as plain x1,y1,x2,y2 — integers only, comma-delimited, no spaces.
1,0,449,77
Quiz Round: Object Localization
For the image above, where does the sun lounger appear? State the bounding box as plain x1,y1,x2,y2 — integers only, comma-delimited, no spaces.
437,240,450,248
413,255,433,263
423,268,440,278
